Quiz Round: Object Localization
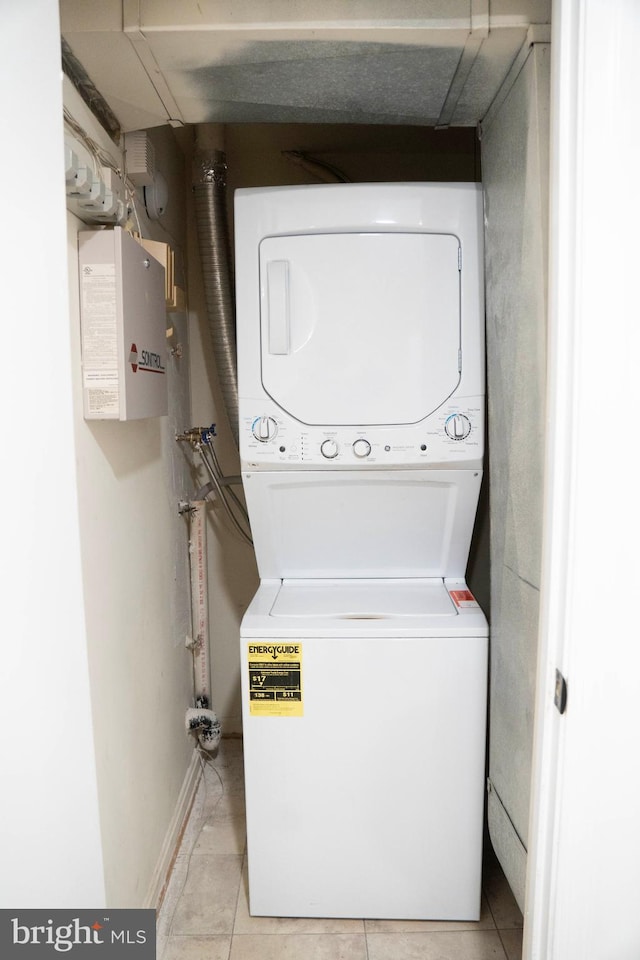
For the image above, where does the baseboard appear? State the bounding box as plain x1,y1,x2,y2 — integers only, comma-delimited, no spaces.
144,749,202,911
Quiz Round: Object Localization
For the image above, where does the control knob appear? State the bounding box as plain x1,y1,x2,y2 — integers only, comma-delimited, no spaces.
251,416,278,442
352,439,371,458
320,439,339,459
445,413,472,440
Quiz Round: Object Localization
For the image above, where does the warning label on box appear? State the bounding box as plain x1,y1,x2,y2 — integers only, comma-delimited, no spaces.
247,643,303,717
449,589,480,609
80,262,119,417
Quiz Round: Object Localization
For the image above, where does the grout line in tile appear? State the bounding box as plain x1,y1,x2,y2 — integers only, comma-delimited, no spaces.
232,932,361,936
496,927,513,960
231,852,248,935
364,923,371,960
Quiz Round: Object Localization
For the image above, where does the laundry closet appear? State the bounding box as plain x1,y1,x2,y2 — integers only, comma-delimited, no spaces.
3,0,562,944
7,0,640,953
57,0,549,918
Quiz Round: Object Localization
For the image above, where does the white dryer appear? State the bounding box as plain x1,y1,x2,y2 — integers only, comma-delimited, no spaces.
235,183,488,920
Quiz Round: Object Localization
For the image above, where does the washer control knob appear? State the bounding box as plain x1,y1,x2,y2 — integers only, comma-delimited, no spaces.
352,438,372,458
445,413,472,440
320,439,339,459
251,416,278,442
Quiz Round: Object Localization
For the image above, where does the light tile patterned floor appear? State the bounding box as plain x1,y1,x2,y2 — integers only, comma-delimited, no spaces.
157,740,523,960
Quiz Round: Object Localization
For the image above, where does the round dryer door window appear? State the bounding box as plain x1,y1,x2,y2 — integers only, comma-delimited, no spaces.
259,231,461,426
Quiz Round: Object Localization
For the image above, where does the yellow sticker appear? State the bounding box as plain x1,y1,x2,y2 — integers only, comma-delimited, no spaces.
247,642,303,717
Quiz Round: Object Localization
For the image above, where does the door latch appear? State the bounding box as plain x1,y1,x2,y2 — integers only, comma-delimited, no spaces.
554,669,568,715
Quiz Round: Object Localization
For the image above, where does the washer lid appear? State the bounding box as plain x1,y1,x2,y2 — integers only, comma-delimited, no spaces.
259,231,461,425
270,578,457,619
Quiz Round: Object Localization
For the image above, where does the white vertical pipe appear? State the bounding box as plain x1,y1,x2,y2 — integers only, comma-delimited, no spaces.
189,501,211,703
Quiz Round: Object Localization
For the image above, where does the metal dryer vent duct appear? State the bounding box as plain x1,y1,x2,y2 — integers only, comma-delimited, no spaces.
193,150,239,447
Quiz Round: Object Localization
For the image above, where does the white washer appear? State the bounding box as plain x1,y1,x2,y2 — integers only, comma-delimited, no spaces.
241,579,487,920
235,183,488,920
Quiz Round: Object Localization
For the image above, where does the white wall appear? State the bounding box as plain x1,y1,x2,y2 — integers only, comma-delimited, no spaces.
0,0,201,906
63,86,197,905
526,1,640,956
0,0,105,907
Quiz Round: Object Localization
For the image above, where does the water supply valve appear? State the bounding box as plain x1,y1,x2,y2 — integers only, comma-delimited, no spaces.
176,424,217,445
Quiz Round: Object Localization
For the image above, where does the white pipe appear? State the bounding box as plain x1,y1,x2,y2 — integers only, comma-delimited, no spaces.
187,501,220,750
189,500,210,703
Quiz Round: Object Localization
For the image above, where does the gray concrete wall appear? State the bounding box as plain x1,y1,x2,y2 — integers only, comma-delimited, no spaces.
481,42,550,911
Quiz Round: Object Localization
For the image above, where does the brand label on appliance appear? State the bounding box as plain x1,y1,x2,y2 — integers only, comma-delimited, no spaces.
129,342,166,375
247,643,303,716
449,589,479,608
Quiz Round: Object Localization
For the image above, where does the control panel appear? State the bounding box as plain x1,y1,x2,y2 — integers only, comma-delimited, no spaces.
240,398,484,469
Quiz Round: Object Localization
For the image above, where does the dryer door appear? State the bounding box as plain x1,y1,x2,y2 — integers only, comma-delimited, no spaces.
259,232,461,425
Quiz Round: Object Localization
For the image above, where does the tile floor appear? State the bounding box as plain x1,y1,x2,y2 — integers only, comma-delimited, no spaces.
157,739,523,960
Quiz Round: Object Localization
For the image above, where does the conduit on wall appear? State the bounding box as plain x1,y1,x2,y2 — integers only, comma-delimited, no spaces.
193,150,239,448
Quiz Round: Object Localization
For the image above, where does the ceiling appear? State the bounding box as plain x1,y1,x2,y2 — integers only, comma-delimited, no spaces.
60,1,551,133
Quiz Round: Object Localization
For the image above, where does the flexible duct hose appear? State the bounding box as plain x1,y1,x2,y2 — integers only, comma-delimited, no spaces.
193,151,239,447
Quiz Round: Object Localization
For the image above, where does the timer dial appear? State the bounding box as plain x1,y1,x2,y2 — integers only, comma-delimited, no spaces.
352,439,372,458
251,416,278,442
445,413,472,440
320,439,339,459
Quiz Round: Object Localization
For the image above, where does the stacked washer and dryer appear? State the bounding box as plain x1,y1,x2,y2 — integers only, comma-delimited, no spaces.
235,183,488,921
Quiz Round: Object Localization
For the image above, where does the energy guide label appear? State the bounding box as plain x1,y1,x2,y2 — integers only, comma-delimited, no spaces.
247,643,303,717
